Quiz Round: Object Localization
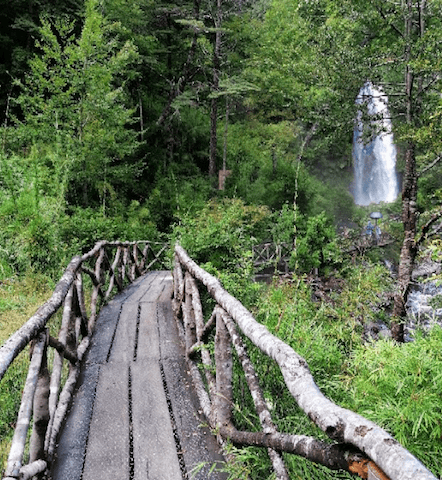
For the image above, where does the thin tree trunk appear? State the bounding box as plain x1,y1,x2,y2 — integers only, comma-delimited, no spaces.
391,1,422,341
392,143,418,340
209,0,222,176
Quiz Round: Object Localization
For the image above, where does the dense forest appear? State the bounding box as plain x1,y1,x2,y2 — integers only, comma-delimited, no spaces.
1,0,442,478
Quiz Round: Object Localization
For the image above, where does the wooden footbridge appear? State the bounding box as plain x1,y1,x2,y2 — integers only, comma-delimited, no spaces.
0,241,438,480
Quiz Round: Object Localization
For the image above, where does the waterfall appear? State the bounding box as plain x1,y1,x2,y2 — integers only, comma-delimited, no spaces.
352,82,399,206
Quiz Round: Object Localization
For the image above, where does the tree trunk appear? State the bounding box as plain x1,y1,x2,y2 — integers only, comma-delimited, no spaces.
209,0,222,176
391,0,425,342
392,143,418,341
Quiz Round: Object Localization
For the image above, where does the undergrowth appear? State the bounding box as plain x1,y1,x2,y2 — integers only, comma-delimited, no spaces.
0,274,55,475
218,261,442,479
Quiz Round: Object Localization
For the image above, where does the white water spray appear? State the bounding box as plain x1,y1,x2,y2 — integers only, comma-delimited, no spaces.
352,82,399,206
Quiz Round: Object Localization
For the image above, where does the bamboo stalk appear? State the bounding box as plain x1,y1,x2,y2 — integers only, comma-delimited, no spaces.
5,333,47,478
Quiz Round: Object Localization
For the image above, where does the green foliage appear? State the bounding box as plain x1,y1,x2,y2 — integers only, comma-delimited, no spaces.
347,329,442,477
13,0,141,211
60,203,160,255
172,198,270,271
227,260,439,478
293,212,341,275
146,169,214,233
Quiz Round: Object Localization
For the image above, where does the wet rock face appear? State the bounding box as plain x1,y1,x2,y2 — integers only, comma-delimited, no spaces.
411,260,441,281
407,258,442,333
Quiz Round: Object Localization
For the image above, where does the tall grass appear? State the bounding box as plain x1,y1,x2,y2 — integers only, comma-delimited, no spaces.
220,262,441,479
0,274,54,475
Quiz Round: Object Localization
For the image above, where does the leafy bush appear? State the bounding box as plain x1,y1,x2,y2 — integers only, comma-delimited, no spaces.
292,212,341,274
172,198,270,271
235,262,440,478
348,329,442,477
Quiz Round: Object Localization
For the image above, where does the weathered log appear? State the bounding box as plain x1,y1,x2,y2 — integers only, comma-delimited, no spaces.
2,460,48,480
17,459,47,480
47,362,81,459
105,247,122,299
145,244,169,271
29,334,50,463
75,273,89,335
5,333,47,477
184,273,197,355
44,285,74,452
219,425,351,472
88,247,106,334
175,245,436,480
172,253,184,315
188,276,217,401
80,265,99,287
121,247,129,285
0,256,81,381
201,307,217,343
48,336,78,365
214,308,233,428
221,310,289,480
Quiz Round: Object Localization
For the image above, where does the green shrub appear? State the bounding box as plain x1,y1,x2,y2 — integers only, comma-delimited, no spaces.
346,329,442,477
172,198,270,272
292,212,341,275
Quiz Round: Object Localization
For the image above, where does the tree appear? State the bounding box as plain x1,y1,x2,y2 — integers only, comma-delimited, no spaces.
237,0,442,339
14,0,140,212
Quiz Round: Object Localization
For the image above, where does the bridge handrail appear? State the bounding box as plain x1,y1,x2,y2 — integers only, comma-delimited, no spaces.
173,244,437,480
0,240,168,480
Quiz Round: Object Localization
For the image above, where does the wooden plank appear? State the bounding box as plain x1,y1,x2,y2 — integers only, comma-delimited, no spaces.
131,360,182,480
136,303,160,361
107,302,139,364
157,301,228,480
82,364,129,480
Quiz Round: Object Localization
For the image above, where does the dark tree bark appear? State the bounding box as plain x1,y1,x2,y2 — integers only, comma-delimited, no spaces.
392,143,418,341
391,0,424,341
209,0,222,176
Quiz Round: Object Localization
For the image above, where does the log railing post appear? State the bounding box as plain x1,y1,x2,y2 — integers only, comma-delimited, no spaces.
29,330,50,464
221,310,290,480
184,272,197,354
214,308,233,429
45,285,74,453
5,332,47,478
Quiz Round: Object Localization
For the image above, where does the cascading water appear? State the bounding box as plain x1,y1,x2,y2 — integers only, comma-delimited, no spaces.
352,82,399,206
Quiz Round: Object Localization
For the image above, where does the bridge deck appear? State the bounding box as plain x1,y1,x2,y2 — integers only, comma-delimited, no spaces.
51,271,226,480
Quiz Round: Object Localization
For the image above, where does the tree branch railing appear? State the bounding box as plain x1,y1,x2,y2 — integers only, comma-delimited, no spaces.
172,244,437,480
252,242,292,272
0,240,168,480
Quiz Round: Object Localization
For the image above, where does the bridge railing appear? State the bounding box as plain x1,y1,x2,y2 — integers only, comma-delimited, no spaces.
0,240,168,480
173,244,436,480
